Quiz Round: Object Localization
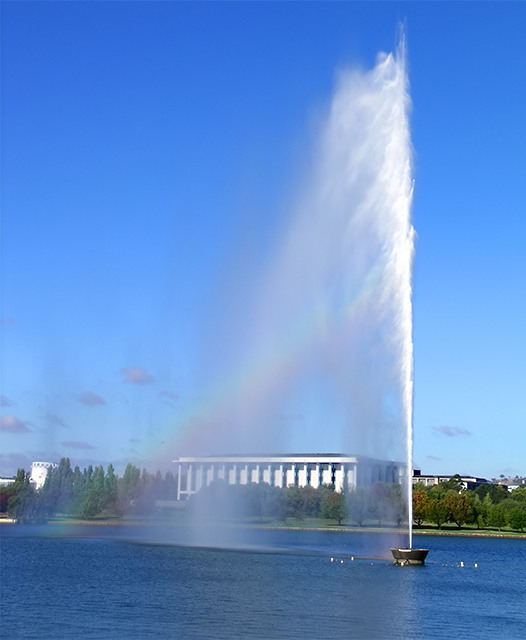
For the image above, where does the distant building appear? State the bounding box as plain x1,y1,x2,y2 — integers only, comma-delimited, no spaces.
174,453,403,501
30,461,58,490
412,470,488,491
0,477,15,488
495,477,525,492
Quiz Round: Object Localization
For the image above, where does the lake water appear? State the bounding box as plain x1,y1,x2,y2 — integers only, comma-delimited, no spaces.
1,524,525,639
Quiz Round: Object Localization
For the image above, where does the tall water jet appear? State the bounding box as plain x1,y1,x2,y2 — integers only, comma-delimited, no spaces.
249,35,416,540
173,34,416,553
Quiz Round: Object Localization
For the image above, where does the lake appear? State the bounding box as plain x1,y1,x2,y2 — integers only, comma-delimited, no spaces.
1,524,525,639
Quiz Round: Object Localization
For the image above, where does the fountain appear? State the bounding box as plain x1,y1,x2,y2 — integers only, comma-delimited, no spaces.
391,547,429,566
173,32,428,562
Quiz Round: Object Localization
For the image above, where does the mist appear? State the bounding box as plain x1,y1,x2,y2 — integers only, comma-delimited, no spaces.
175,42,415,476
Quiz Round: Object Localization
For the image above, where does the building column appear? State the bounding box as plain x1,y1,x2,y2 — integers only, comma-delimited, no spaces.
310,464,320,488
348,463,356,489
240,464,248,485
195,465,203,492
187,463,193,495
177,462,182,500
275,464,284,488
334,465,344,492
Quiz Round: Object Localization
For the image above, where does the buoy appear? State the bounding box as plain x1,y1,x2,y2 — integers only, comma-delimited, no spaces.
351,556,354,561
341,560,344,564
474,563,478,568
460,562,464,568
331,558,334,562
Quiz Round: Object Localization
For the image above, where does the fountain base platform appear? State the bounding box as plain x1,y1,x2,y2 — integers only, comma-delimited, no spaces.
391,548,429,565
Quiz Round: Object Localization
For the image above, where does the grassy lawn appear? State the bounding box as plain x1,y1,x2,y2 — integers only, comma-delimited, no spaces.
8,513,524,538
412,523,526,538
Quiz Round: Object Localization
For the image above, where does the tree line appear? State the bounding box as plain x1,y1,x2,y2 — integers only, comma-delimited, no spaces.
187,479,407,527
2,460,525,532
413,475,526,532
0,458,178,523
1,457,406,526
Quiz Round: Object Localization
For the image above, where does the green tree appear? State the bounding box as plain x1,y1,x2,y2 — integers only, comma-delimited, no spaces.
105,463,118,511
161,472,178,500
427,497,449,529
137,468,155,512
439,475,465,493
487,503,507,531
506,506,526,532
413,490,431,527
240,482,265,518
119,463,141,511
346,487,369,526
7,469,50,523
467,494,487,529
15,468,30,484
0,486,14,513
286,485,305,519
261,484,286,521
301,484,324,517
511,487,526,503
386,483,407,527
443,491,471,528
81,465,105,518
42,457,74,514
226,483,283,521
85,464,94,484
151,471,163,503
475,483,508,504
69,465,86,515
321,490,346,525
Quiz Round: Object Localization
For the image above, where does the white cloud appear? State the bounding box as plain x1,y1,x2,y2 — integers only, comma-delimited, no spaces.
432,425,472,438
41,412,68,428
62,440,96,450
74,392,106,406
159,391,178,406
0,414,31,433
121,367,153,384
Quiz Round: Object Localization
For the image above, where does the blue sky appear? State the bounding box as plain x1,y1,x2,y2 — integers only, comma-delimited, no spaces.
1,1,525,480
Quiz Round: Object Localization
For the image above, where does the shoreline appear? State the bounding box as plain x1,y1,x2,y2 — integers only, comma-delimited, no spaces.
1,517,524,539
253,525,526,540
413,529,526,540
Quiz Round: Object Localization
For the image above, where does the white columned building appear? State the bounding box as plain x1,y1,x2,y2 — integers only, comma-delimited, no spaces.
30,461,58,490
174,454,401,501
